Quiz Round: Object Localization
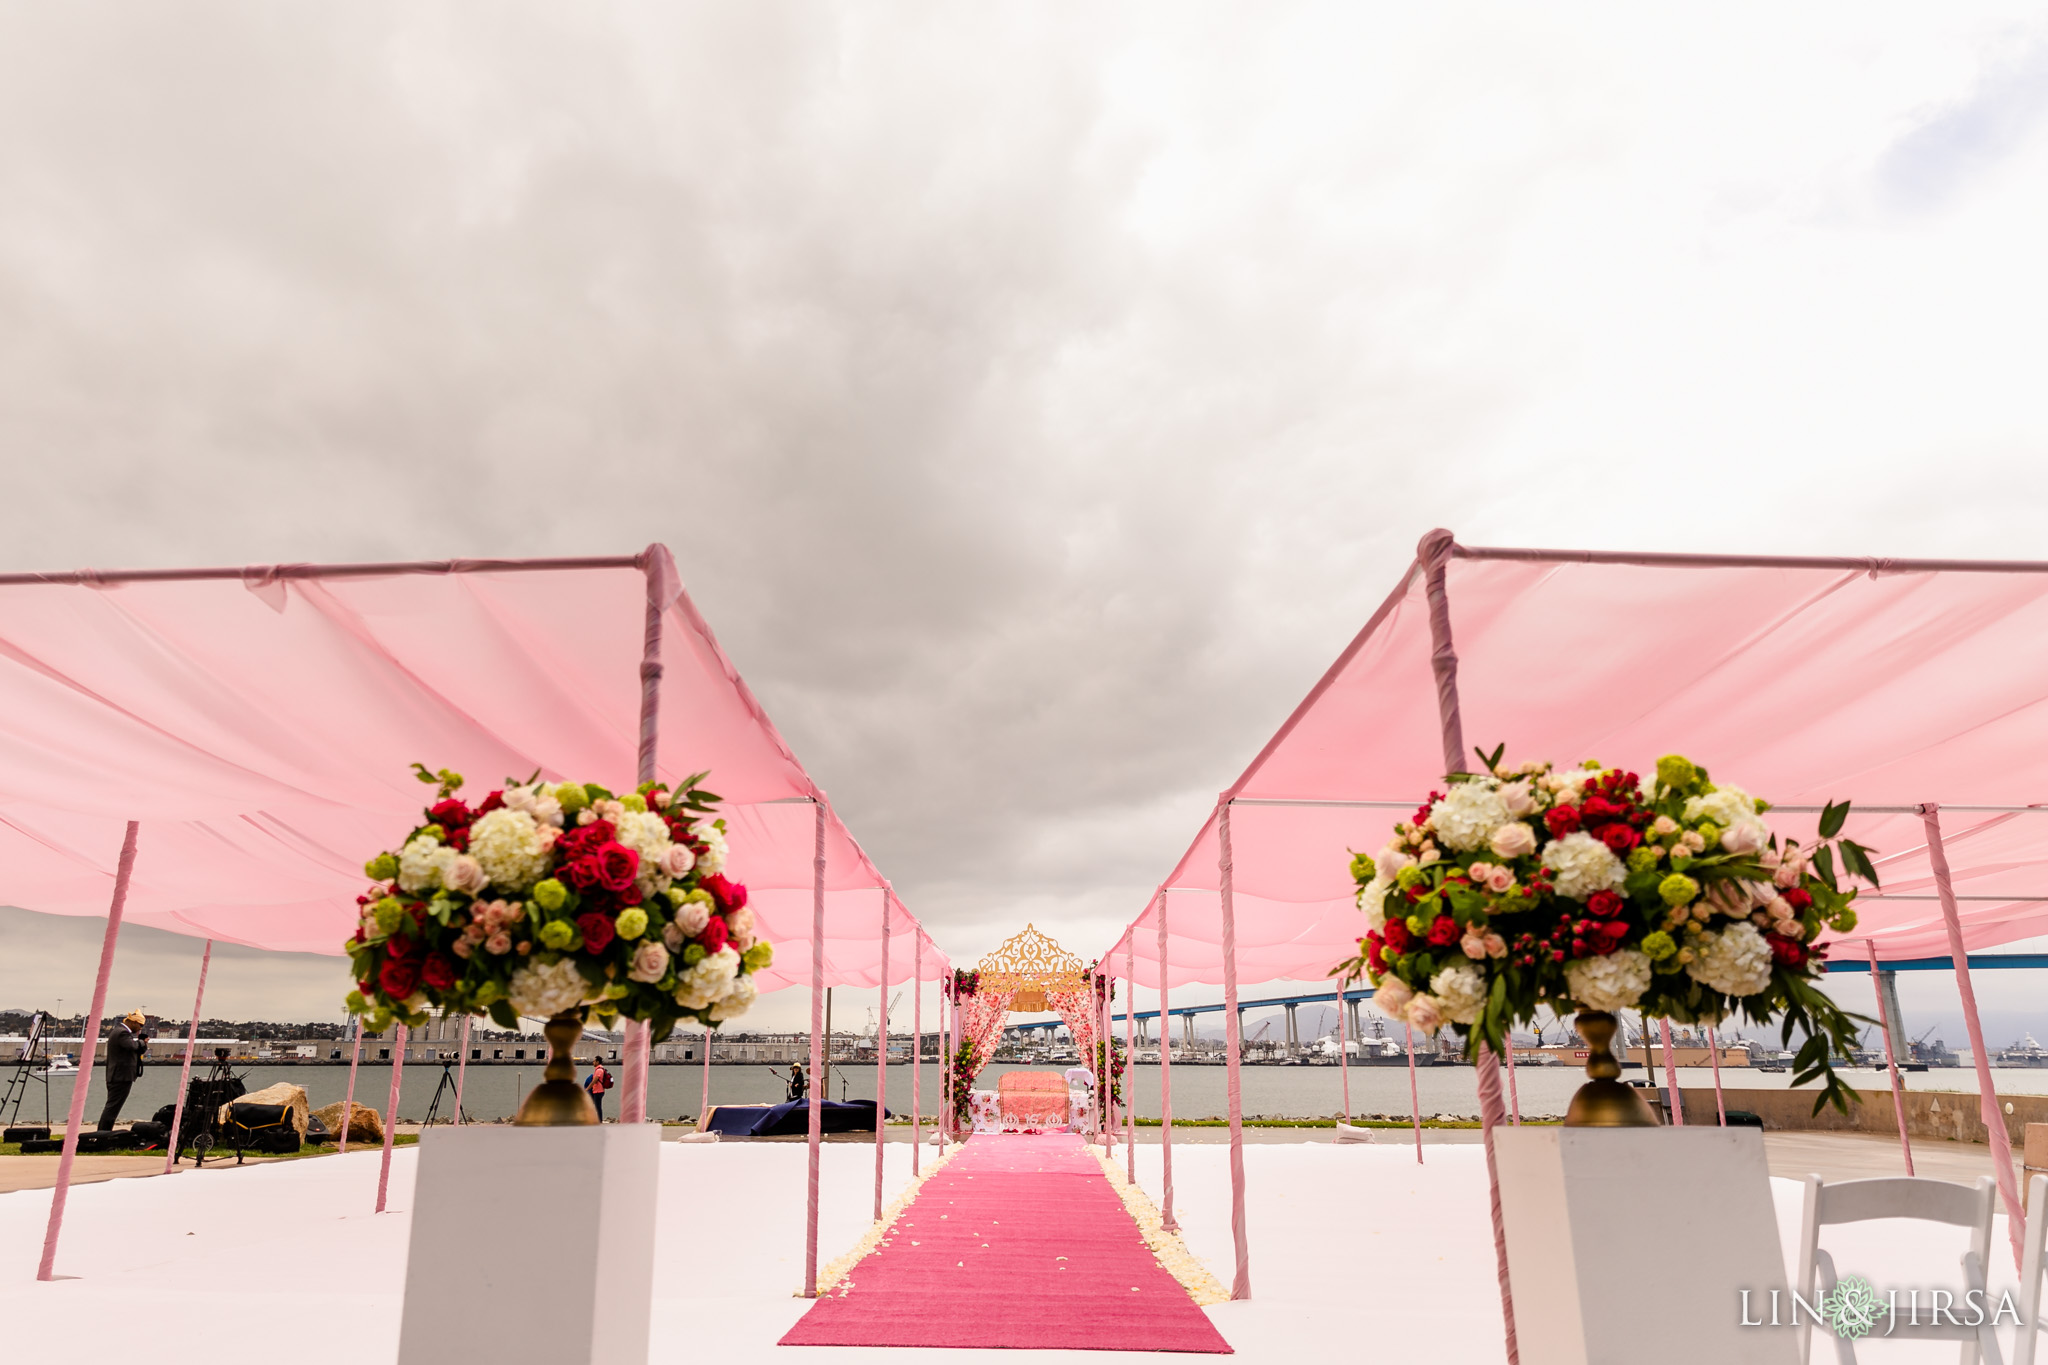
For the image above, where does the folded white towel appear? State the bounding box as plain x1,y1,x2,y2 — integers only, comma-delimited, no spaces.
1333,1121,1376,1144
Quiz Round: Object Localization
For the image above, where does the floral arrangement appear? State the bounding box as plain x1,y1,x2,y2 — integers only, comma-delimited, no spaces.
1335,749,1877,1111
1090,1035,1127,1111
344,765,772,1041
948,1039,979,1126
949,968,980,1000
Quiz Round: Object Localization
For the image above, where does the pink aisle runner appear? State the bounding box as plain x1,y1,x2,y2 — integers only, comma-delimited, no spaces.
779,1132,1231,1353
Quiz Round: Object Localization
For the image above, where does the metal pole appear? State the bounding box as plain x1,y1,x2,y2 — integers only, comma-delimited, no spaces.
701,1023,711,1125
1217,800,1251,1300
1338,982,1351,1123
1924,803,2020,1267
1125,937,1137,1183
375,1024,406,1213
1420,527,1518,1364
1706,1026,1728,1128
1156,889,1178,1232
873,891,892,1221
804,797,827,1297
1864,939,1913,1174
912,934,923,1176
38,821,139,1281
453,1015,470,1125
162,938,213,1173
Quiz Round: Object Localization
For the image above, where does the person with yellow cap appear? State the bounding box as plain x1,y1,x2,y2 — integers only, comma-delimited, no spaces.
97,1009,149,1131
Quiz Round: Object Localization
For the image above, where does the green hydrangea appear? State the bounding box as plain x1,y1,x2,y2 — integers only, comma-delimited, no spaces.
372,898,405,934
1833,905,1859,933
1641,930,1677,961
603,981,630,1000
1350,852,1377,883
1658,874,1700,907
1627,847,1659,873
615,907,649,940
554,781,589,813
1395,864,1427,890
743,942,774,973
622,793,647,813
683,943,707,966
364,852,399,880
539,919,576,951
1694,821,1720,846
1655,754,1699,792
533,878,568,912
344,989,367,1013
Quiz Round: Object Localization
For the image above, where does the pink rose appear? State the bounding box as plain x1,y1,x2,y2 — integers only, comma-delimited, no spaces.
486,932,513,955
662,921,685,951
1373,977,1414,1017
726,905,756,949
1482,932,1507,958
674,898,712,937
1405,994,1443,1034
1720,823,1766,855
628,939,670,983
1485,865,1516,893
662,844,696,877
1651,815,1679,837
1460,934,1488,960
1489,822,1536,860
451,937,474,959
1499,782,1536,816
444,855,487,896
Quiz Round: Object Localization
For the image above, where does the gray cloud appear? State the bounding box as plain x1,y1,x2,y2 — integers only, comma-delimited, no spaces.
3,5,2048,1033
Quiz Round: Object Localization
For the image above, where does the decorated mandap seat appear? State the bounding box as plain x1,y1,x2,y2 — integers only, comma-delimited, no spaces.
998,1071,1071,1130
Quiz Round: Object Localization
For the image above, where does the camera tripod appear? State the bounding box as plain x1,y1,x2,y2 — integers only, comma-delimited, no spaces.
421,1060,469,1127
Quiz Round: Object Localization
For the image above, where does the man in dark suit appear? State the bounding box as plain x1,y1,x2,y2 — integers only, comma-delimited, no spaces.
97,1009,149,1131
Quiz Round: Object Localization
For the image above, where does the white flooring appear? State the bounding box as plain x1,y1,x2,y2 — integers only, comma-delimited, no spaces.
0,1131,2037,1362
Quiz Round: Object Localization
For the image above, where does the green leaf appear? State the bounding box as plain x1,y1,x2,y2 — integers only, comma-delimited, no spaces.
1818,800,1849,839
1812,845,1839,892
488,1000,518,1031
1841,841,1882,888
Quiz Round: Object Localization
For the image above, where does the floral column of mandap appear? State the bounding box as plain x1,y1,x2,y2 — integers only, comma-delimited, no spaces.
344,765,774,1125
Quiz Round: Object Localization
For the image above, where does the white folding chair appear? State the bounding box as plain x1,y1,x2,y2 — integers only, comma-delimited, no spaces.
2014,1174,2048,1365
1796,1173,2003,1364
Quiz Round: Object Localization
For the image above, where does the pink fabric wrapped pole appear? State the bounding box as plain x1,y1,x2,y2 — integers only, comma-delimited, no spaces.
163,937,213,1173
1405,1023,1423,1163
375,1023,406,1214
911,934,922,1176
804,798,826,1298
1504,1035,1520,1126
454,1015,470,1125
873,890,891,1221
1659,1018,1684,1126
1925,804,2022,1267
1338,981,1351,1123
1422,530,1519,1365
1864,940,1912,1173
1217,800,1250,1301
618,553,667,1127
1156,890,1178,1232
700,1025,711,1124
38,820,138,1281
339,1019,362,1155
1706,1026,1729,1128
1125,937,1137,1183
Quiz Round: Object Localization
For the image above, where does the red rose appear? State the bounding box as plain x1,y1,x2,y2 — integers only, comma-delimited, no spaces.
444,825,470,852
1426,915,1458,947
1545,806,1582,837
578,912,617,953
1581,796,1618,823
1597,823,1640,853
596,843,640,893
702,872,747,911
1365,935,1386,974
358,979,374,997
421,953,458,992
698,916,731,955
429,798,472,829
1586,890,1625,919
1782,887,1813,911
563,854,604,890
1383,920,1412,953
1768,936,1808,970
474,790,506,817
617,882,643,907
379,955,420,999
1599,920,1629,942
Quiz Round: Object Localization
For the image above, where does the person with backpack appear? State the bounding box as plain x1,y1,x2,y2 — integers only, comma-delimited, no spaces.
583,1059,615,1121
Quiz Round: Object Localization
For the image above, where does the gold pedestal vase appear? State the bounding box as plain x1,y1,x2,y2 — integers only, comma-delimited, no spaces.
513,1010,599,1126
1563,1010,1658,1127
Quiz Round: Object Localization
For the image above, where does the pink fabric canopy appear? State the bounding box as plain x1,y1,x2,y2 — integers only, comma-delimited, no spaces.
1108,538,2048,988
0,548,945,988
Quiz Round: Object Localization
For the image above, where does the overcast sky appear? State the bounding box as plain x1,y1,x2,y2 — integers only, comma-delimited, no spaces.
4,4,2048,1043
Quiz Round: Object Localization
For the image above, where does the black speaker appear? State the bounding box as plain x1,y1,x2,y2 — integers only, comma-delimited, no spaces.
4,1126,50,1143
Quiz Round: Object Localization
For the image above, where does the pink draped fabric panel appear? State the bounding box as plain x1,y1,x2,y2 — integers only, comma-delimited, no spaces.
0,553,943,982
1106,546,2048,987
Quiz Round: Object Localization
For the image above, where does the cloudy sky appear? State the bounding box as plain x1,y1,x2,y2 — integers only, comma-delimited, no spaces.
4,4,2048,1043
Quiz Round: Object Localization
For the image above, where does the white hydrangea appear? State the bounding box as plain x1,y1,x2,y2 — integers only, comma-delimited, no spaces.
506,957,594,1018
672,946,742,1011
1360,877,1392,932
1430,964,1487,1026
691,819,728,877
1685,784,1763,834
397,835,457,894
1686,922,1774,997
469,807,551,892
1428,781,1512,853
612,810,676,894
1540,831,1627,900
708,974,758,1022
1564,949,1653,1012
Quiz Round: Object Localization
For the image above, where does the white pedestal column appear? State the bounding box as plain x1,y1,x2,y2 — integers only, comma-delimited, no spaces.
398,1125,661,1365
1495,1126,1795,1365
